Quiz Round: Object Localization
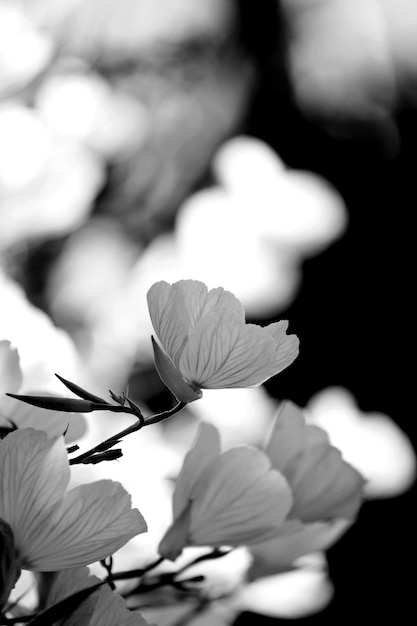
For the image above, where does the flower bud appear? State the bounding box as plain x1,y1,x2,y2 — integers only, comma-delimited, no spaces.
5,392,123,416
5,393,102,412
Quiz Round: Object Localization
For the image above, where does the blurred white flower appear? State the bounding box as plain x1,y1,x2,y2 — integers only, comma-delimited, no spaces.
212,136,347,255
382,0,417,92
45,136,344,387
0,340,86,442
229,553,333,619
306,386,416,498
175,547,253,601
36,70,149,159
281,0,417,143
185,386,278,447
0,103,104,249
0,1,53,97
282,0,395,123
0,103,52,191
0,269,84,391
46,217,139,349
44,217,142,389
137,136,347,318
26,0,235,53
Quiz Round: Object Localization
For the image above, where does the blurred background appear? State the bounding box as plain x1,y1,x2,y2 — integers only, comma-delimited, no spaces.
1,0,416,624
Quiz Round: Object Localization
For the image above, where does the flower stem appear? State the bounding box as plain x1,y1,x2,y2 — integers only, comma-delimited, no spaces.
107,556,165,581
144,402,187,426
69,401,186,465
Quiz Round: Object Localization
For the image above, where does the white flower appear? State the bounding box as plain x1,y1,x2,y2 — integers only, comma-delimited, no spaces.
0,428,146,572
0,104,103,249
147,279,299,402
158,422,293,560
306,387,416,498
0,268,85,392
249,401,365,577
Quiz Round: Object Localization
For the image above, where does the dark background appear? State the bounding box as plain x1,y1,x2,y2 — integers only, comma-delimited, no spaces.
235,73,416,626
236,1,416,620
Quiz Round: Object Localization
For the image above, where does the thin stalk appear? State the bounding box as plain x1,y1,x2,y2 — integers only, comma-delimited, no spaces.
69,402,186,465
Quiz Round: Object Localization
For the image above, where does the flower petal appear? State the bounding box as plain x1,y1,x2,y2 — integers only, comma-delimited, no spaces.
179,314,281,388
0,429,70,554
158,502,192,561
264,321,300,375
147,280,245,368
45,567,150,625
289,444,365,522
173,422,221,518
151,336,202,403
170,280,245,327
249,519,350,578
265,401,310,474
147,281,191,366
266,402,364,522
266,401,331,481
190,447,293,547
23,480,146,570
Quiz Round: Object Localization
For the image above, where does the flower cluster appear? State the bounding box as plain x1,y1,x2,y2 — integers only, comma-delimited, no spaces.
0,279,367,625
158,401,364,568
